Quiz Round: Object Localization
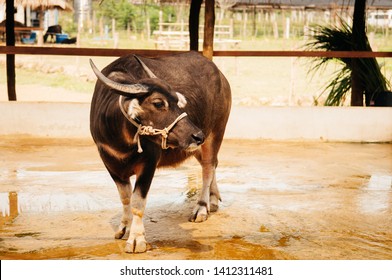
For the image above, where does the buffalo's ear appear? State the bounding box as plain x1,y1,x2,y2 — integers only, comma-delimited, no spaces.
90,59,150,96
176,92,187,108
126,98,144,120
134,55,158,79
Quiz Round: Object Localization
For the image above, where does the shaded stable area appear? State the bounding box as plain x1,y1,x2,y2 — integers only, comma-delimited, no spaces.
0,137,391,260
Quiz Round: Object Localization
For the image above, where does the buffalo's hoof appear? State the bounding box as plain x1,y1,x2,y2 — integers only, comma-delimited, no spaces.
189,205,208,223
125,235,147,253
114,226,127,239
210,195,220,212
210,203,219,213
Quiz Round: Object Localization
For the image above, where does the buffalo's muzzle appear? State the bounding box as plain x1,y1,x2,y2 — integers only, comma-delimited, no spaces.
192,131,205,146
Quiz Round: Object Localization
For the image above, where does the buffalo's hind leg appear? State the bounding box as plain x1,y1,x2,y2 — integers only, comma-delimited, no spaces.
209,173,221,213
190,135,222,222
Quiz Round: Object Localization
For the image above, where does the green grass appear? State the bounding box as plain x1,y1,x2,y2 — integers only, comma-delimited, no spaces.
0,62,95,94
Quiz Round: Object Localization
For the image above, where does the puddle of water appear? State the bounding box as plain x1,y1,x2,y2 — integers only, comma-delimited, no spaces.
0,192,10,216
13,169,113,189
18,192,117,212
0,166,307,217
0,191,118,216
0,168,201,216
0,169,119,217
217,167,323,193
212,236,293,260
367,174,392,191
358,174,392,214
5,165,390,218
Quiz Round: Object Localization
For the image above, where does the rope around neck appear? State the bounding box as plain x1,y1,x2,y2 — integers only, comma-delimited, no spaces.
118,96,187,153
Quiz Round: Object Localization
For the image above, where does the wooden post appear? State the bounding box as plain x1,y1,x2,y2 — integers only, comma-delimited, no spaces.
113,32,119,48
351,0,367,106
6,0,16,101
203,0,215,60
273,14,279,39
242,8,247,39
285,17,290,39
181,19,185,43
92,10,96,36
112,18,116,39
159,10,163,32
252,5,256,39
230,18,234,39
99,16,103,39
146,12,151,41
189,0,203,51
26,6,31,27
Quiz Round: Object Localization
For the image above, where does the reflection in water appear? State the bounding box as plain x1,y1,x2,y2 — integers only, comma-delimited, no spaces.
0,191,19,226
9,191,18,217
2,167,391,217
1,190,117,215
185,170,201,199
0,168,203,215
0,169,117,214
0,191,19,217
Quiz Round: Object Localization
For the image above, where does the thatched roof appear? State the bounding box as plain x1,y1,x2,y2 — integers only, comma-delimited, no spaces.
0,0,73,11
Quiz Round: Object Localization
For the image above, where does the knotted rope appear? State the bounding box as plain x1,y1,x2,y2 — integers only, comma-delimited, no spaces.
119,96,187,153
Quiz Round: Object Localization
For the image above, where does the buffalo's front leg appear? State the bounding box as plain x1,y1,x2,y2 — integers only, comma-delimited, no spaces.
125,162,156,253
114,179,132,239
125,188,148,253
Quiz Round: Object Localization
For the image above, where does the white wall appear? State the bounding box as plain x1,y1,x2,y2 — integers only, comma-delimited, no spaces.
226,106,392,142
0,102,391,142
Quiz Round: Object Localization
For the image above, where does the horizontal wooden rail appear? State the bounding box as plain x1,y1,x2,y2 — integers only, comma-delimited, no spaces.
1,46,392,58
214,50,392,58
0,46,179,57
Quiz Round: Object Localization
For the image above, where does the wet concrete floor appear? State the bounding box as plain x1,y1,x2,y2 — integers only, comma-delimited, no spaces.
0,137,391,260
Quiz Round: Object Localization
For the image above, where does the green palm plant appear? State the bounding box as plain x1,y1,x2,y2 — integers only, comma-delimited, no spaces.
306,20,390,106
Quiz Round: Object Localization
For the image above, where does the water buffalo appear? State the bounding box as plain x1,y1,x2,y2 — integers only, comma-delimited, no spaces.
44,25,62,43
89,51,231,253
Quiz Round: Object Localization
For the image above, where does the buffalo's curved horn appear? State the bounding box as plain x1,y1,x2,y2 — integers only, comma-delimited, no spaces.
134,55,157,79
89,59,149,95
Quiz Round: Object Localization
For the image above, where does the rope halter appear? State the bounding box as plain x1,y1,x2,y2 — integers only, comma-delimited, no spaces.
118,95,188,153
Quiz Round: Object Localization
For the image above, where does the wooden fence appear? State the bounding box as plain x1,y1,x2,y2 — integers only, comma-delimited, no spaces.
1,46,392,58
1,46,392,101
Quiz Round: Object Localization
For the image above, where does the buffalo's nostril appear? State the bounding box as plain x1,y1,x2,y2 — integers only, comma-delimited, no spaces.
192,131,205,145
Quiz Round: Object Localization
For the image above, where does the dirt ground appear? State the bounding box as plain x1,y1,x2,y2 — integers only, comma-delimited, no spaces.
0,137,391,260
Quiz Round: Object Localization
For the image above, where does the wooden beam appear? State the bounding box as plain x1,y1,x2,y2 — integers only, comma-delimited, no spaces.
1,46,392,58
0,46,181,57
212,50,392,58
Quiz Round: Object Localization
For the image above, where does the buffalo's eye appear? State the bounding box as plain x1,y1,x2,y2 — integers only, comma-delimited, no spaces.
152,100,166,109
